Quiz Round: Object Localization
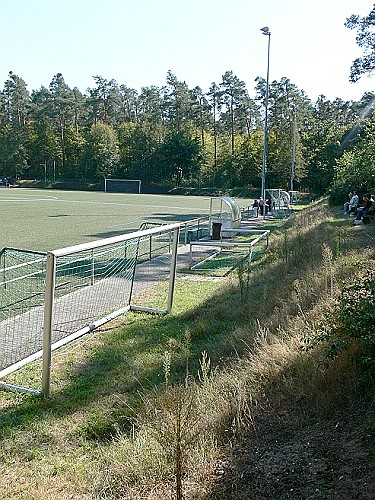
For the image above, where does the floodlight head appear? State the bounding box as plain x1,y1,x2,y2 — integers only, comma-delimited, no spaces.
260,26,270,35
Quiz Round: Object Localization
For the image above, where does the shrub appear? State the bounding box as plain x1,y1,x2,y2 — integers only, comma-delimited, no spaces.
309,269,375,370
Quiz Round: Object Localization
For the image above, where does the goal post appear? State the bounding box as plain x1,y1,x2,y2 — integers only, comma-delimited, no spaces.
0,223,180,397
104,178,142,193
266,189,291,210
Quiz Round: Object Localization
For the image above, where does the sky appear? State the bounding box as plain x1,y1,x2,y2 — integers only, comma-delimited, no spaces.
0,0,374,103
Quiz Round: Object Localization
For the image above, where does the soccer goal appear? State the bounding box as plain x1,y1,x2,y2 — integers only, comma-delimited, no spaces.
0,223,180,397
104,178,141,193
267,189,291,210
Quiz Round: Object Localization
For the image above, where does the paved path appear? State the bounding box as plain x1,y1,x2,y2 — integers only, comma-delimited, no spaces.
0,216,271,376
0,243,211,374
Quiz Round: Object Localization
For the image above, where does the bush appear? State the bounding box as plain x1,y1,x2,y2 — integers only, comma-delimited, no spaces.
311,269,375,370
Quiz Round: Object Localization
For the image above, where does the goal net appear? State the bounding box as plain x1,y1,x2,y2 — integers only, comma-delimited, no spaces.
266,189,291,210
0,223,180,397
104,178,141,193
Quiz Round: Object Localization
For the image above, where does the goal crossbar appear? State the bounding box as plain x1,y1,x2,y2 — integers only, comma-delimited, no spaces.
104,178,141,193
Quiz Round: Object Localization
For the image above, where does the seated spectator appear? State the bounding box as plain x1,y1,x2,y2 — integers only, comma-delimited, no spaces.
353,193,373,224
346,190,359,215
364,193,375,222
343,191,353,214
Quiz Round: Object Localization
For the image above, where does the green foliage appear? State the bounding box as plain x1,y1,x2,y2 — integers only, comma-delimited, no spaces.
302,98,347,194
157,131,202,183
260,77,308,188
345,5,375,83
0,69,373,194
0,123,28,177
330,113,375,203
85,122,119,179
308,269,375,369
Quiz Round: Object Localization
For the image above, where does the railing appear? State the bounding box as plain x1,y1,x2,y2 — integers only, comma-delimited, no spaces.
188,229,270,270
179,217,210,244
0,223,181,397
139,217,210,246
240,206,253,219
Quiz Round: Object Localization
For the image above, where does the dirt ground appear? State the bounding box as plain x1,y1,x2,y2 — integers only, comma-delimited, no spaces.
207,400,375,499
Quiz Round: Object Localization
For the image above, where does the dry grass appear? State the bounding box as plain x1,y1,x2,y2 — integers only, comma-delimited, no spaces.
91,201,374,498
0,199,374,499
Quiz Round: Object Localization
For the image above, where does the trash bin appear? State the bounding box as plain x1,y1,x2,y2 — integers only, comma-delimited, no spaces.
212,222,222,240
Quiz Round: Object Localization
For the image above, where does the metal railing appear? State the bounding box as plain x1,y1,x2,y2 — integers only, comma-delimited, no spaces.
139,217,210,246
188,229,270,270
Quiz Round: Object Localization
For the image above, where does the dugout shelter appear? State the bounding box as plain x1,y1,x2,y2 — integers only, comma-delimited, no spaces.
209,196,241,238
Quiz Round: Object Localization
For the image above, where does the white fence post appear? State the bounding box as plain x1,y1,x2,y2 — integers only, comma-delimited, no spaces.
41,252,56,398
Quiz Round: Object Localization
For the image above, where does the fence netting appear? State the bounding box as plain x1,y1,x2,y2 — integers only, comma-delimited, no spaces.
0,227,177,378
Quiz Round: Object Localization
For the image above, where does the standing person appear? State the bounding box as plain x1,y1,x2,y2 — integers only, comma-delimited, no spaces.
252,199,259,217
259,197,264,216
266,196,272,215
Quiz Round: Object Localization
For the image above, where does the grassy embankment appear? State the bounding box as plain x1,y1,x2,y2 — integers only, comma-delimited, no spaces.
0,199,374,499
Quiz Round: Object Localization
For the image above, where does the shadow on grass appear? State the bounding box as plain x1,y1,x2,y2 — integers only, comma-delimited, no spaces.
86,212,209,240
205,346,375,500
0,202,372,447
0,279,247,440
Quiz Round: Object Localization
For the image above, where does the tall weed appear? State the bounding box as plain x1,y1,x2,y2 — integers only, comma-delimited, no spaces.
95,200,375,498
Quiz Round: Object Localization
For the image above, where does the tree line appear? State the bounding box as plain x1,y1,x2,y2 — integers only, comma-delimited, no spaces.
0,68,373,194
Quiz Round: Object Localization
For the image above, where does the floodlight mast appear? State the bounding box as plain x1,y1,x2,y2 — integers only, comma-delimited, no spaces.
290,104,297,194
260,27,271,217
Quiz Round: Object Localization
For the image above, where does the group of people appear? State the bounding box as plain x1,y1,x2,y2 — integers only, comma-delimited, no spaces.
252,197,273,217
343,190,374,224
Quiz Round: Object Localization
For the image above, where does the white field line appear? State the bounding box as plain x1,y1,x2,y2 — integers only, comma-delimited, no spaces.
0,194,209,212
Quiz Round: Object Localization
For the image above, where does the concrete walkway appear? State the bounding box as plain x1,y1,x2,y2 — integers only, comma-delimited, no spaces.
0,242,212,375
0,215,273,376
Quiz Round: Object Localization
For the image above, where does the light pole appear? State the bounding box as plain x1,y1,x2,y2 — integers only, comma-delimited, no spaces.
290,104,297,198
260,26,271,217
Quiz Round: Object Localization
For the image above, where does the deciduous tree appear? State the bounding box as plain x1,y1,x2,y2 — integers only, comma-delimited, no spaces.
85,122,119,180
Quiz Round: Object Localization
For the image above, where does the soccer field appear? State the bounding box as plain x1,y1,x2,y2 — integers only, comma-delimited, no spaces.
0,188,252,252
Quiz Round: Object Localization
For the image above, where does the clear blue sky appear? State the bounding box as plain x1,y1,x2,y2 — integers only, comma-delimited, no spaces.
1,0,373,102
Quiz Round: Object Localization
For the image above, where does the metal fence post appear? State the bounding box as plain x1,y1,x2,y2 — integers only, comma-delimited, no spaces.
41,251,56,398
91,248,95,285
167,227,180,312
